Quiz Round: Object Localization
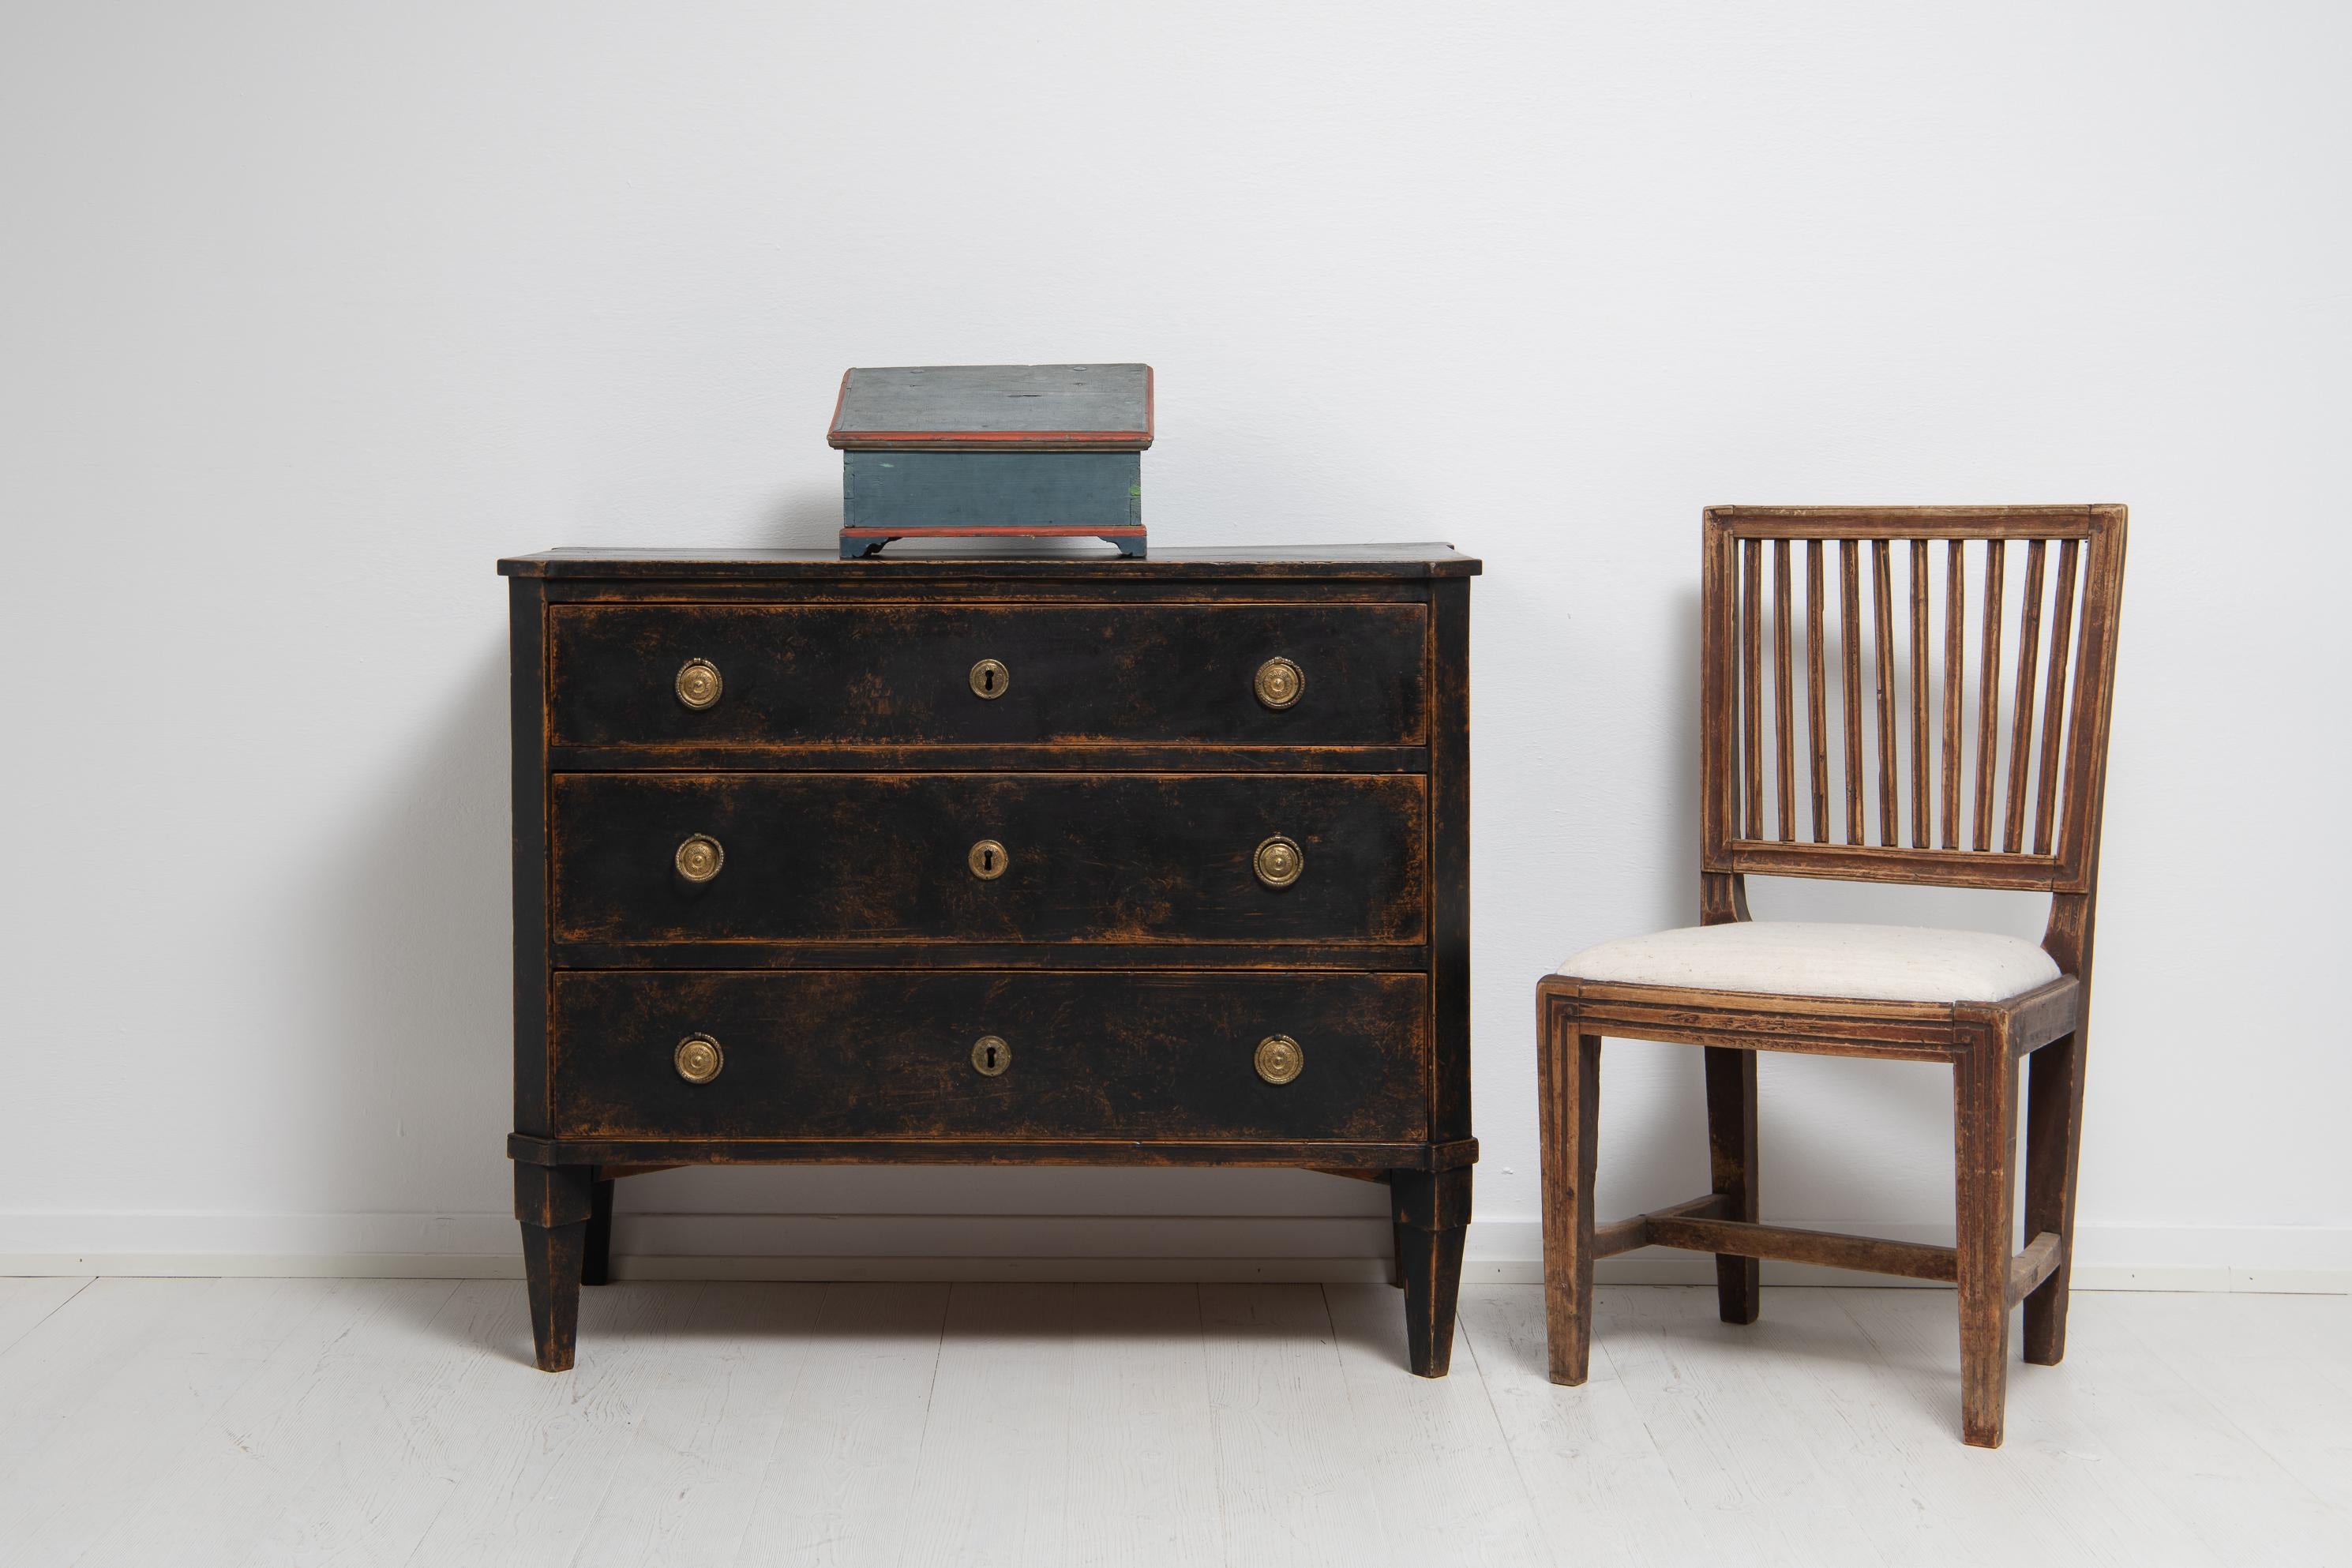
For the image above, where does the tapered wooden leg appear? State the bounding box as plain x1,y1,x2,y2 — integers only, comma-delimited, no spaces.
2022,1030,2086,1365
582,1176,616,1287
1702,1045,1761,1326
1539,1015,1600,1386
516,1163,595,1372
1953,1037,2019,1447
1390,1167,1471,1377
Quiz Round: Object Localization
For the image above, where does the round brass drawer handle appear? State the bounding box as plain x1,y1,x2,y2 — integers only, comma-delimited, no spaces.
1253,835,1304,889
971,1034,1012,1076
969,658,1010,700
675,1033,725,1084
1254,657,1305,710
675,658,723,710
1255,1034,1304,1085
968,839,1008,880
675,834,726,883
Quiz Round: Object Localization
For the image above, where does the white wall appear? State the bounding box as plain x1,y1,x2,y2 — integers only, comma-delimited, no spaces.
3,2,2346,1285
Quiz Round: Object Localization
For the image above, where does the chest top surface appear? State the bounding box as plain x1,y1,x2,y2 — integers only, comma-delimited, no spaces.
500,544,1480,580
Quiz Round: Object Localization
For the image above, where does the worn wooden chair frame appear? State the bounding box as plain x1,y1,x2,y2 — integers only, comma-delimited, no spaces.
1537,505,2126,1447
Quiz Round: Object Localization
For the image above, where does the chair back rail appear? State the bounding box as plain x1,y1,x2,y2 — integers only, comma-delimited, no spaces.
1700,507,2126,931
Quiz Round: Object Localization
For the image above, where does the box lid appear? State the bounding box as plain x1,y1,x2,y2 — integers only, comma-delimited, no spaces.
827,363,1153,452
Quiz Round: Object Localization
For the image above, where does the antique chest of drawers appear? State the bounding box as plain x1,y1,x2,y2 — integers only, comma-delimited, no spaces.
499,546,1478,1373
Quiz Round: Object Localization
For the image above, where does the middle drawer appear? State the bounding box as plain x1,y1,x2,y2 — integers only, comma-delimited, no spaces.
550,771,1427,947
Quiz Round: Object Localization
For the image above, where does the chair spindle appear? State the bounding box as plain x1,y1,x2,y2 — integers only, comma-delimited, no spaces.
1807,541,1829,842
1971,540,2006,851
1872,540,1897,846
1908,539,1930,849
1941,541,1965,850
2002,540,2048,852
2033,539,2081,855
1774,540,1795,842
1742,538,1762,839
1840,539,1864,844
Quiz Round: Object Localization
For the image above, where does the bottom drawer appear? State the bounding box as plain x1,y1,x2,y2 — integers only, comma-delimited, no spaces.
550,970,1429,1142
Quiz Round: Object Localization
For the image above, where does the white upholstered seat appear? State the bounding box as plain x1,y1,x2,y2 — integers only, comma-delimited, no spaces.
1556,921,2061,1005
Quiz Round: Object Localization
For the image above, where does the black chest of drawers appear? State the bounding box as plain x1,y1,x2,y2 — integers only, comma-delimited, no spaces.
499,546,1478,1374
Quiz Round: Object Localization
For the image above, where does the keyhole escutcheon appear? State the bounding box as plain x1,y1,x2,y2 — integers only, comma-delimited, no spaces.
971,1034,1011,1076
968,838,1008,880
969,658,1009,700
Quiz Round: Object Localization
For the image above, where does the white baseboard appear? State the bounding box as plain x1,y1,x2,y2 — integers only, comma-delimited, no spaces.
1,1213,2343,1292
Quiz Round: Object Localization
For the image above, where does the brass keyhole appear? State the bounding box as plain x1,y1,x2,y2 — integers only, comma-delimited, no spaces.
971,1034,1011,1076
970,658,1009,700
968,839,1008,879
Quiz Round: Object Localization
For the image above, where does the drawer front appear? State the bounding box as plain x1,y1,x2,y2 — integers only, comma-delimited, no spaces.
547,603,1427,748
550,970,1430,1142
550,772,1427,947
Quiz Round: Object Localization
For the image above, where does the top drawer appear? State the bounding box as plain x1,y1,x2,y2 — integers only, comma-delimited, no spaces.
547,603,1428,749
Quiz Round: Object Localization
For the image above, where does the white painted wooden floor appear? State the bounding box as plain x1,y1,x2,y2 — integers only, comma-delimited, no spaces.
0,1277,2344,1567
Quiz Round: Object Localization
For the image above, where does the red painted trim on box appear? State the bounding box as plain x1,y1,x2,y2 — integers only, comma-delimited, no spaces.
839,525,1147,538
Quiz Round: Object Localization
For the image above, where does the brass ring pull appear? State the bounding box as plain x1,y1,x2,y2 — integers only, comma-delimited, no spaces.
971,1034,1011,1076
1254,657,1304,710
969,658,1010,700
675,1033,725,1084
675,658,723,710
968,839,1008,880
1253,835,1303,889
675,834,725,882
1255,1034,1304,1085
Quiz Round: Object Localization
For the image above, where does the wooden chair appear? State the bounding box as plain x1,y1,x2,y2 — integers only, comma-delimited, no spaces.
1536,505,2127,1447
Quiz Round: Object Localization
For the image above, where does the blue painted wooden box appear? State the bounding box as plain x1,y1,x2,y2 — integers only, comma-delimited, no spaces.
829,364,1153,557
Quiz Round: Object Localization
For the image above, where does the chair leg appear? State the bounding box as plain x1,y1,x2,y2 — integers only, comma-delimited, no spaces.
1539,1020,1601,1385
2022,1030,2086,1365
1953,1037,2019,1447
1702,1046,1761,1326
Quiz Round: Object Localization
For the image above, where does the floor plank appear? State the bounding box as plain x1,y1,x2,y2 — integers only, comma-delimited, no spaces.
570,1283,830,1568
1596,1285,1890,1567
2025,1290,2344,1562
730,1281,950,1567
1322,1283,1549,1567
898,1284,1077,1568
1199,1283,1390,1568
1836,1287,2244,1565
1063,1284,1224,1568
2110,1292,2352,1515
1455,1284,1706,1568
0,1277,325,1566
386,1280,711,1568
71,1279,471,1568
0,1276,91,1360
